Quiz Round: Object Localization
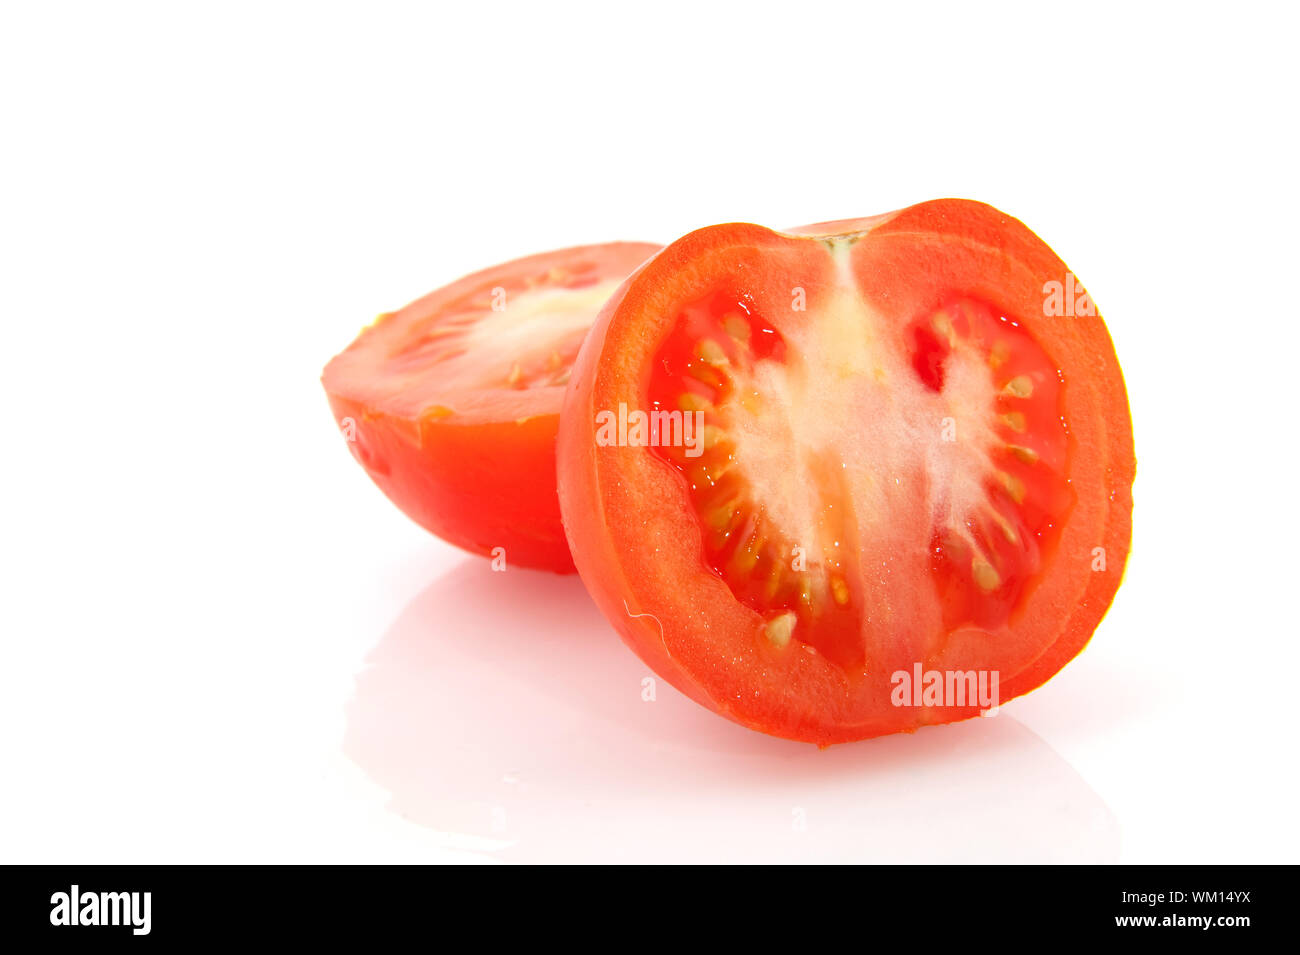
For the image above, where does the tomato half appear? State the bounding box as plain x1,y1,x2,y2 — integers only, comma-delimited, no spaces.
557,200,1134,743
324,242,660,572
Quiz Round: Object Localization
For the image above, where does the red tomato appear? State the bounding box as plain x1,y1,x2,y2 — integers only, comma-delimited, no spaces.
557,200,1134,743
323,242,660,572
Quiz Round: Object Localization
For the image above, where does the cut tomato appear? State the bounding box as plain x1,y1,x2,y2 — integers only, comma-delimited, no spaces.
557,200,1133,743
324,241,660,572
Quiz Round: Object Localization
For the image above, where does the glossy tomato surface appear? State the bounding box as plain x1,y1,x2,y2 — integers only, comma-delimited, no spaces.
324,241,660,572
557,200,1134,743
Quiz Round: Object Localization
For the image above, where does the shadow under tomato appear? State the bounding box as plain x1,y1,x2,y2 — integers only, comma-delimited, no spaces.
344,559,1120,863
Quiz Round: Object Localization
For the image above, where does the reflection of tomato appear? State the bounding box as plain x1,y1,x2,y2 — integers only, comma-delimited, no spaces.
323,242,660,572
558,200,1134,743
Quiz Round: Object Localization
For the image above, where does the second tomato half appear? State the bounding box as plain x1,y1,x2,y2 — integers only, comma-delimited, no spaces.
323,241,660,572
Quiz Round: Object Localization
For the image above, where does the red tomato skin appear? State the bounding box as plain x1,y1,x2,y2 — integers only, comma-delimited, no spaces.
558,201,1134,744
328,393,574,572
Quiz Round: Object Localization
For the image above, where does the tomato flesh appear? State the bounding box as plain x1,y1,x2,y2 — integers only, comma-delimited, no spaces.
915,298,1074,632
323,241,659,572
558,202,1134,743
647,281,1074,668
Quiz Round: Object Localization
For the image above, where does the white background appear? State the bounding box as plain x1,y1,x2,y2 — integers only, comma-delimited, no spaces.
2,1,1296,863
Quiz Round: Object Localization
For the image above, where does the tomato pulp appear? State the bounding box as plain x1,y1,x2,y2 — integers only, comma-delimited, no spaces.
324,241,660,572
557,200,1133,743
